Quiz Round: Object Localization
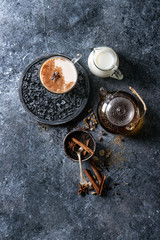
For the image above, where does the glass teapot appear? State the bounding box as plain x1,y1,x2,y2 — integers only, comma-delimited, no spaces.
97,87,147,135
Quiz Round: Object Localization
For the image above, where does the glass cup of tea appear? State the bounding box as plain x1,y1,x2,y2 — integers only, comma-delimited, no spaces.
88,46,123,80
39,54,82,94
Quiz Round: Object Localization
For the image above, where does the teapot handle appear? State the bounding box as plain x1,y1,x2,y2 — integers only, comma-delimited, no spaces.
129,86,147,118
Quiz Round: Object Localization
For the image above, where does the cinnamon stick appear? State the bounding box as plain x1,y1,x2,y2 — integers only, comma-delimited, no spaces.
90,161,102,185
72,137,94,155
98,174,106,196
84,169,99,194
83,139,90,156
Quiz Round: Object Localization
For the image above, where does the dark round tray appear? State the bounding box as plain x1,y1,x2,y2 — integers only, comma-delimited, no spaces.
19,54,90,125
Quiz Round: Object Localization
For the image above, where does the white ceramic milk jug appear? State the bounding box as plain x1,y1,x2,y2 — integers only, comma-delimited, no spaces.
88,46,123,80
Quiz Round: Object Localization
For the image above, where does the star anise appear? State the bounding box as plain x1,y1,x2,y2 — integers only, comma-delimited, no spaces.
78,184,88,196
50,71,61,82
68,141,77,151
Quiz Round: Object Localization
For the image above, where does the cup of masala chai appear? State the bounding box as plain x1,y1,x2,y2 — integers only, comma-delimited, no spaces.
39,54,82,94
63,130,96,162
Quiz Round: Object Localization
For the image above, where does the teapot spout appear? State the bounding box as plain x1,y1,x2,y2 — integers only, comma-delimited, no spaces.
99,87,109,100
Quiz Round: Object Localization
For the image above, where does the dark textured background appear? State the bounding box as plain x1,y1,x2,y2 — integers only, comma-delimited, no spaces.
0,0,160,239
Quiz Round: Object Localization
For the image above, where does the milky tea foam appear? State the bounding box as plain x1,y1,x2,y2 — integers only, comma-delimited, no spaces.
40,56,78,94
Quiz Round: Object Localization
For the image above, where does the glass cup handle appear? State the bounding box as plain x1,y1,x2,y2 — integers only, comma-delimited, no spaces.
71,53,82,64
110,65,123,80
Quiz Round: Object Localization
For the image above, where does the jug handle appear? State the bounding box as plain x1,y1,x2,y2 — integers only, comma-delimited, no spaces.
99,87,109,100
129,86,147,118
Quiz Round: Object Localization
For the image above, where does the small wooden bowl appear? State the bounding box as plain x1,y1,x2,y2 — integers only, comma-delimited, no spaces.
63,129,96,162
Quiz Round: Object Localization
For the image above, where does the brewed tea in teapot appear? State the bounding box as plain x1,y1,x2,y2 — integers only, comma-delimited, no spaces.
97,87,147,135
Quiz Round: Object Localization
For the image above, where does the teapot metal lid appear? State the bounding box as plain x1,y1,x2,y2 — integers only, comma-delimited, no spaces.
106,96,136,126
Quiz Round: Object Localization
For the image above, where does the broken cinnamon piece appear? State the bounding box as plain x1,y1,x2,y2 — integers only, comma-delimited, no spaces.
98,174,106,196
83,139,90,156
72,138,94,155
84,169,99,194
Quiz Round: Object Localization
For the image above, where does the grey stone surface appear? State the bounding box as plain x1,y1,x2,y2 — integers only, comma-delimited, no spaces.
0,0,160,240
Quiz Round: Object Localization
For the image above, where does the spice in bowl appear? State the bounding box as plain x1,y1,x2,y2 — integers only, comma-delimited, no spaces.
63,130,96,161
